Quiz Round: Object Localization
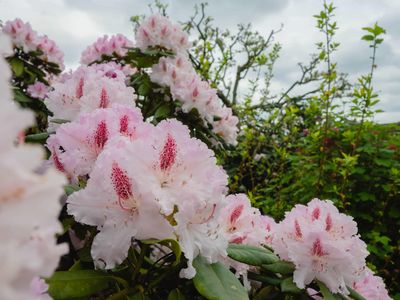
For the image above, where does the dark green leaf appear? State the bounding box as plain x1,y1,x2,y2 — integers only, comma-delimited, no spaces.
142,239,181,266
10,57,24,77
227,244,279,266
280,277,302,294
24,132,49,143
347,286,367,300
154,103,172,119
50,118,70,124
193,256,249,300
64,184,82,196
129,291,151,300
168,288,186,300
46,270,114,299
317,281,342,300
262,261,295,275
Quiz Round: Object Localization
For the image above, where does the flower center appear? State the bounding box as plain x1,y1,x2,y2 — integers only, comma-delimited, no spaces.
111,162,138,212
93,121,109,151
159,134,177,171
311,238,326,257
99,88,109,108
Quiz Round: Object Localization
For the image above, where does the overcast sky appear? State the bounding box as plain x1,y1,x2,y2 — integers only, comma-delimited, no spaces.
1,0,399,122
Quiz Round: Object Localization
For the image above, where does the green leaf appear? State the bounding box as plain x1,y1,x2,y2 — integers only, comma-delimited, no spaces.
142,239,181,266
154,103,172,119
168,288,186,300
317,281,342,300
24,132,49,143
361,34,374,41
50,118,70,124
10,57,24,77
129,291,151,300
46,270,114,299
13,88,33,103
247,272,282,285
138,82,151,96
64,184,82,196
227,244,279,266
347,286,367,300
280,277,302,294
262,261,295,275
193,256,249,300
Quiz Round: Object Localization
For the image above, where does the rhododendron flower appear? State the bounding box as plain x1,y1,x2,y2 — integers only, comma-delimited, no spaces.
150,55,239,145
150,54,195,87
120,119,228,216
3,18,64,69
211,107,239,146
219,194,268,246
174,201,228,279
27,81,48,99
0,33,67,300
67,136,174,269
352,268,391,300
272,198,368,294
45,64,136,127
80,34,133,65
136,14,190,54
47,105,148,179
30,277,51,300
218,194,275,285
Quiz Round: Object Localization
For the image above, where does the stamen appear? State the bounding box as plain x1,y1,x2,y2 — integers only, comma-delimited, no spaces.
325,213,333,231
295,219,302,238
52,149,65,172
94,121,109,150
99,88,109,108
159,134,177,171
111,162,132,201
119,115,129,134
230,204,244,224
311,207,320,221
311,238,326,256
76,77,84,99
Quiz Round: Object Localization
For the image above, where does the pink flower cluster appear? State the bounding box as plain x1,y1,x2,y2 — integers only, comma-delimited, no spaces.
150,55,239,145
353,268,391,300
219,194,275,285
220,194,273,246
27,81,49,99
0,33,66,300
135,15,190,54
272,198,369,295
2,18,64,69
45,62,136,130
61,115,229,278
80,34,134,65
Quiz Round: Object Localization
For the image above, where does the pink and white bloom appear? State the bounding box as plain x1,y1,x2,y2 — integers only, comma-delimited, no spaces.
211,107,239,146
27,81,48,99
0,33,67,300
3,18,64,69
219,194,267,246
121,119,229,216
174,201,228,279
47,105,148,179
45,64,136,127
135,14,190,54
352,268,391,300
219,194,275,284
81,34,133,65
272,198,369,295
150,55,239,145
67,136,174,269
30,277,51,300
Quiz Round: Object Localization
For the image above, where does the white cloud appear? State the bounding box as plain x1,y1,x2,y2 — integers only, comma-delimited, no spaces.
0,0,399,122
